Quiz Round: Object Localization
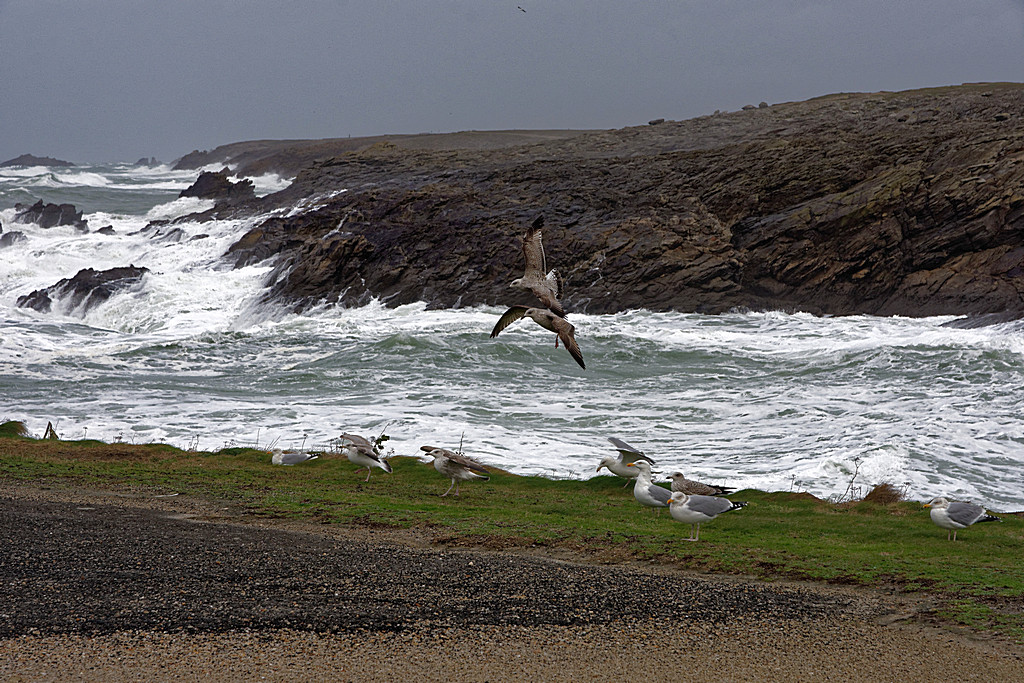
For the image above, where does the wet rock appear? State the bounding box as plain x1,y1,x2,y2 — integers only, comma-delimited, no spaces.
222,84,1024,319
13,200,88,231
179,170,255,203
0,231,27,248
16,266,149,314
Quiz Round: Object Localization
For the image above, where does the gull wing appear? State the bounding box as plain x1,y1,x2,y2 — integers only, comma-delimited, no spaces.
521,215,547,279
490,306,529,338
550,314,585,370
608,437,654,464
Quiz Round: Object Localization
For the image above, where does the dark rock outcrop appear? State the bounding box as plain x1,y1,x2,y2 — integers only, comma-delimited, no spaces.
223,83,1024,319
179,170,255,203
13,200,88,231
17,266,149,314
0,154,74,167
0,231,27,248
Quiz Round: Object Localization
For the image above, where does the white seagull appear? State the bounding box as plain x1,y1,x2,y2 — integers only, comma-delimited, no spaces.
339,433,392,482
509,215,565,318
490,305,585,369
923,496,1002,541
597,437,655,487
668,491,747,541
270,449,319,466
626,459,672,510
421,446,490,497
669,472,735,497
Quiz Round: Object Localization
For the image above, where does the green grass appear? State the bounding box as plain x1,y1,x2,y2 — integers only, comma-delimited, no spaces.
2,424,1022,640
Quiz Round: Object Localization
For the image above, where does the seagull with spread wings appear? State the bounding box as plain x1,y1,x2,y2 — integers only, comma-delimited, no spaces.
490,305,585,369
509,215,565,318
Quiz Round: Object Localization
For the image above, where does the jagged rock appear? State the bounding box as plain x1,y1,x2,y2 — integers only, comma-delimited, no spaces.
221,84,1024,319
179,170,255,202
0,231,27,248
0,154,74,167
135,157,160,166
16,266,149,314
13,200,88,231
97,226,116,235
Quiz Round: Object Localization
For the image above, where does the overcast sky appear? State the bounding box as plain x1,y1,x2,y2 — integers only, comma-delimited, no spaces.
1,1,1021,164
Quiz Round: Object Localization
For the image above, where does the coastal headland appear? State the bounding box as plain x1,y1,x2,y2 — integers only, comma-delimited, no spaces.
174,83,1024,320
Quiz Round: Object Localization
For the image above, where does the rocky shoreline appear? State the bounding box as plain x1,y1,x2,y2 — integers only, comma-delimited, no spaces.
213,83,1024,319
13,84,1024,322
2,484,1023,680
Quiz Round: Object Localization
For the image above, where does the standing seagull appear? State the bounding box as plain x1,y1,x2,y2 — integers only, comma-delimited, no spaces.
490,305,585,369
509,215,565,318
626,459,671,511
597,437,655,487
339,433,392,482
668,491,747,541
924,497,1002,541
421,446,490,497
669,472,735,497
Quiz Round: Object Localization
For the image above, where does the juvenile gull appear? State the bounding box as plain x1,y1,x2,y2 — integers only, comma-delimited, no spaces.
669,472,735,497
339,433,392,482
924,496,1002,541
270,449,319,466
597,437,655,487
669,491,748,541
626,459,671,510
509,215,565,318
421,446,490,496
490,305,585,369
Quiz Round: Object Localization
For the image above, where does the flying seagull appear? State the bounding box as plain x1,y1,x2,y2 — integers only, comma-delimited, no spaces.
923,497,1002,541
669,472,735,497
597,437,655,487
270,449,319,466
421,446,490,496
490,305,585,369
339,433,392,482
626,459,671,510
668,491,748,541
509,215,565,318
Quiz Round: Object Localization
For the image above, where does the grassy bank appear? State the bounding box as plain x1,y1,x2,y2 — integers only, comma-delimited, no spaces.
1,421,1021,639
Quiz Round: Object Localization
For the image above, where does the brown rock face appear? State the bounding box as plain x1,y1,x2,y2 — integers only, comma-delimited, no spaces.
226,84,1024,318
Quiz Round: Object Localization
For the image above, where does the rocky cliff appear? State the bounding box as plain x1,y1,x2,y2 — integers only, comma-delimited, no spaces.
222,83,1024,319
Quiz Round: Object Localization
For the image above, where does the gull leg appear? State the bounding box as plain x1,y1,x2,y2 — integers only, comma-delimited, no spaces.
442,479,455,497
621,479,631,488
364,468,372,483
455,481,461,496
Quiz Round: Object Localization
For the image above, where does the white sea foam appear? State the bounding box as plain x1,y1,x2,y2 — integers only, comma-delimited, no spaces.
2,163,1024,508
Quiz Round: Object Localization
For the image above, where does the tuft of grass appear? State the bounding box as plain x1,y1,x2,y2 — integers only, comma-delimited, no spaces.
0,420,30,438
2,429,1023,640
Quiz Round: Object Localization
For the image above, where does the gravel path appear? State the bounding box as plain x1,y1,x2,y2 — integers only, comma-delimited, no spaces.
1,485,1022,681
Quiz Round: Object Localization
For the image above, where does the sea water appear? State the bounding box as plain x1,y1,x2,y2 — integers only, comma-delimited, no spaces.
2,163,1022,509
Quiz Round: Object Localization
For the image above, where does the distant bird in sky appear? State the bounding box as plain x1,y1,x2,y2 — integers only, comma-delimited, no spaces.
509,215,565,318
490,305,585,369
627,459,672,510
668,491,747,541
421,446,490,496
518,5,526,12
597,437,655,486
924,496,1002,541
339,433,392,482
669,472,734,497
270,449,319,466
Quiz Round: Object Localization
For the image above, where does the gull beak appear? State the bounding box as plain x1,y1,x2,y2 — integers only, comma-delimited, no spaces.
923,503,932,508
627,463,636,468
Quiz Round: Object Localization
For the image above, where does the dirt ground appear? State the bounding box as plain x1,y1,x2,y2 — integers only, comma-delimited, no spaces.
1,483,1022,682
